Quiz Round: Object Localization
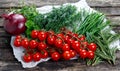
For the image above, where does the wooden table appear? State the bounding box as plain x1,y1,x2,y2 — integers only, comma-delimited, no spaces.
0,0,120,71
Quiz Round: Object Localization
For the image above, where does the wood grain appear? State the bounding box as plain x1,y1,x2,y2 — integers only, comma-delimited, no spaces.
87,0,120,7
94,7,120,15
0,49,15,61
0,0,120,8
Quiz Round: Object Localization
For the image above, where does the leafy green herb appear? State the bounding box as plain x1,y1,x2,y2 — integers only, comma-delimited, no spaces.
93,29,120,65
44,5,77,33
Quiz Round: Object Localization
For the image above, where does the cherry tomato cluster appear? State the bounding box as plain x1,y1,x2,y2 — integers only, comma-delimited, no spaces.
14,29,97,63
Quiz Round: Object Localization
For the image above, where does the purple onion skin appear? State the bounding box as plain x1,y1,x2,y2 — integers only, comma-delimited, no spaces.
2,14,26,35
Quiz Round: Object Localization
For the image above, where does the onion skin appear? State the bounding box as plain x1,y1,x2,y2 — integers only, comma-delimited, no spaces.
2,13,26,35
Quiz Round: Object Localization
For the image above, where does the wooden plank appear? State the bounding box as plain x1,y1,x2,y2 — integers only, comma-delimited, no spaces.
87,0,120,7
0,0,79,8
0,19,4,27
0,28,11,37
0,0,120,8
0,37,11,49
0,49,15,61
112,26,120,33
0,9,9,16
107,16,120,25
93,7,120,16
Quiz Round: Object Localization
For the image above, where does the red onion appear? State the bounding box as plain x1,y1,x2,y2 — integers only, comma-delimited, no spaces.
2,13,26,35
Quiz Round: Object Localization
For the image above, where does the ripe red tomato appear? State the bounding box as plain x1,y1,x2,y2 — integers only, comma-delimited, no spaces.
62,51,71,60
79,49,87,59
29,40,38,49
51,52,60,61
40,50,48,58
72,41,80,50
57,33,64,39
47,35,56,45
72,33,78,37
23,54,32,63
62,43,70,51
64,35,71,42
76,48,82,53
81,41,88,48
70,50,76,58
67,38,74,45
38,31,47,41
88,43,97,51
32,52,41,61
79,35,85,41
38,42,47,50
21,38,29,49
14,38,21,47
87,50,95,59
15,35,22,39
54,38,63,48
31,30,39,38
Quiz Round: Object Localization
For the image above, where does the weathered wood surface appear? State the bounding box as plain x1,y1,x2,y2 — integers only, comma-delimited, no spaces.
0,0,120,8
0,0,120,71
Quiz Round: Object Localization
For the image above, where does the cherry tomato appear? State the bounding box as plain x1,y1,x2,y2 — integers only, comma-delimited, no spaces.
62,51,71,60
31,30,39,39
14,38,21,47
79,35,85,41
15,35,22,39
72,41,80,50
54,38,63,48
38,42,47,50
47,35,56,45
67,38,74,45
87,50,95,59
70,50,76,58
88,43,97,51
57,33,64,39
79,49,87,59
51,52,60,61
72,33,78,37
81,41,88,48
76,48,82,53
64,35,71,42
32,52,41,61
38,31,47,41
62,43,70,51
21,38,29,49
29,40,38,49
23,54,32,63
40,50,48,58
